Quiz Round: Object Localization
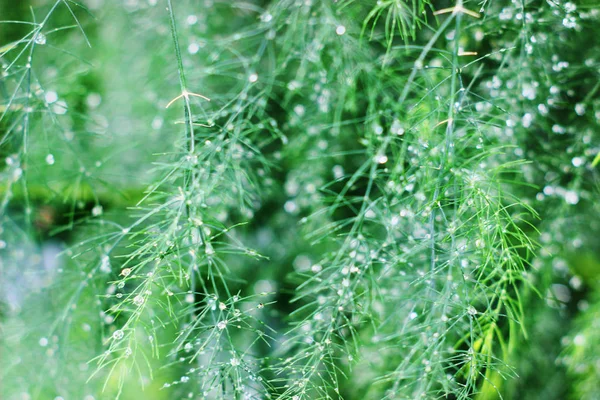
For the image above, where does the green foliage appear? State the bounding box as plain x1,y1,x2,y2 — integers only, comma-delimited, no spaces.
1,0,600,399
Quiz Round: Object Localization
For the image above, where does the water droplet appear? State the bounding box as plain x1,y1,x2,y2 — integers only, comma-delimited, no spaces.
499,8,513,20
467,306,477,316
284,200,297,214
188,43,200,55
35,32,47,45
562,16,577,29
39,337,48,347
291,105,305,118
86,93,102,109
152,116,163,130
552,124,566,134
13,167,23,180
45,154,55,165
376,154,388,164
217,320,227,330
100,255,111,273
409,312,418,320
113,330,124,340
230,358,240,366
92,205,103,216
521,113,533,128
133,295,144,306
260,13,273,23
571,157,584,167
565,190,579,205
521,84,536,100
45,91,58,104
186,15,198,25
336,25,346,35
570,275,583,290
564,2,576,12
390,119,404,135
573,334,585,346
248,73,258,83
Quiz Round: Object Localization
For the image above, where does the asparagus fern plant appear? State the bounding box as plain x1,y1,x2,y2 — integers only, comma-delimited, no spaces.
1,0,599,399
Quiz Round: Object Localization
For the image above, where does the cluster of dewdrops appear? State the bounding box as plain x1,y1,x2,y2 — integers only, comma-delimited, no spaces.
560,2,578,29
